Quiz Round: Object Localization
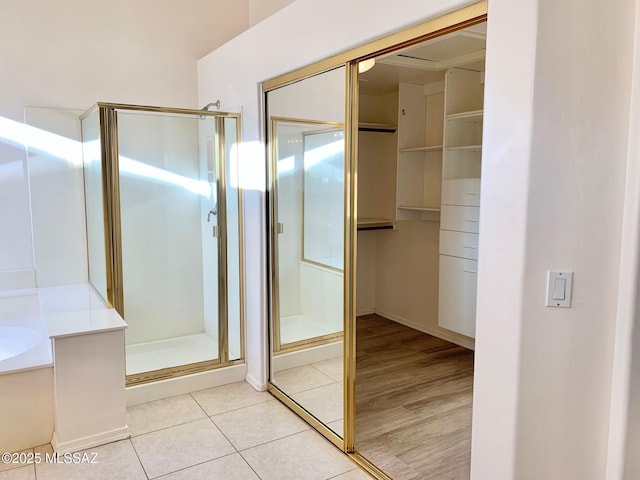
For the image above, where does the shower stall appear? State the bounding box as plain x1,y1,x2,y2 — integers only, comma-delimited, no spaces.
80,103,243,385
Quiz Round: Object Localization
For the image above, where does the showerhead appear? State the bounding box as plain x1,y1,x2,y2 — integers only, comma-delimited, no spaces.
201,100,221,111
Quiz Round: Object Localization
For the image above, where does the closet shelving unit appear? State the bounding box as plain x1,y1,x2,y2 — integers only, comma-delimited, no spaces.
438,67,484,339
395,83,444,222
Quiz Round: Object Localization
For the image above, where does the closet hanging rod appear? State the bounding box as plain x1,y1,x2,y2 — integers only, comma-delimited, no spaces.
358,122,397,133
357,224,395,232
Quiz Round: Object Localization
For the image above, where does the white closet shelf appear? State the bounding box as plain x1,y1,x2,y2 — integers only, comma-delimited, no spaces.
446,109,484,120
358,218,395,226
399,145,443,152
398,205,441,212
445,145,482,151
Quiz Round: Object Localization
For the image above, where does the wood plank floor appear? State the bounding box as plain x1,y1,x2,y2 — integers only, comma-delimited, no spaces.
355,314,474,480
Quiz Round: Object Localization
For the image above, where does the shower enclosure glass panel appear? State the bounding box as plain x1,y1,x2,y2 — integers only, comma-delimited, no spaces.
81,104,243,385
117,112,221,375
223,116,243,361
81,110,108,302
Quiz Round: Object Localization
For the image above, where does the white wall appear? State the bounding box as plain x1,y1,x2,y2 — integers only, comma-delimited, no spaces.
474,0,636,478
249,0,296,27
515,0,633,477
198,0,640,478
0,0,251,289
607,2,640,478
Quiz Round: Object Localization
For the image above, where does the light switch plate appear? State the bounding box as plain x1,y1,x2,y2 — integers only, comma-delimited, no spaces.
546,271,573,308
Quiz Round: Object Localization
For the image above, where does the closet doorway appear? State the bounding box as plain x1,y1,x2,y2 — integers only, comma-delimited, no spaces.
264,3,488,478
354,21,485,478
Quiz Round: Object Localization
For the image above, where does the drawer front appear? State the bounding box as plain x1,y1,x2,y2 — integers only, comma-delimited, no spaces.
438,255,478,338
439,230,479,260
441,178,481,206
440,205,480,233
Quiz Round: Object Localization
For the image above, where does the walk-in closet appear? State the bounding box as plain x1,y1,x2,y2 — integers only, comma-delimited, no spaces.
264,4,488,478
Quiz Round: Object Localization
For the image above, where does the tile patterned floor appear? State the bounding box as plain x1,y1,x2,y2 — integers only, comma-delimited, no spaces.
0,382,370,480
273,356,344,435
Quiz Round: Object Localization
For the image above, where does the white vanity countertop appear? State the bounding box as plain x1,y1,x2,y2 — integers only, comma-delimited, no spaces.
39,284,127,339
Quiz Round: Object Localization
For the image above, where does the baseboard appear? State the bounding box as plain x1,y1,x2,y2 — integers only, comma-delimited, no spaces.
356,309,375,316
52,426,129,453
125,363,247,406
373,309,475,350
245,372,267,392
272,341,343,372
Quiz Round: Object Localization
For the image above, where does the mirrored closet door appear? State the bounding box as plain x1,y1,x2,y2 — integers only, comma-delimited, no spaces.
266,67,346,441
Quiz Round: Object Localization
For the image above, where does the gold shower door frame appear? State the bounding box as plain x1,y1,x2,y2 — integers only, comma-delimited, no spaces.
269,117,345,356
80,103,245,386
263,2,488,478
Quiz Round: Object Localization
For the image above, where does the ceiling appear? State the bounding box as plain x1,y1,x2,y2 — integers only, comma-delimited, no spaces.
360,22,486,95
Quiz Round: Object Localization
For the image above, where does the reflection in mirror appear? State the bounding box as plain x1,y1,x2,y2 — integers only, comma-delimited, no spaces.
268,66,345,439
303,128,344,270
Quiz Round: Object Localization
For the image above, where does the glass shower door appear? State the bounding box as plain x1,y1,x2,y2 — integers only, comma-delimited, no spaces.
115,111,221,380
79,104,244,385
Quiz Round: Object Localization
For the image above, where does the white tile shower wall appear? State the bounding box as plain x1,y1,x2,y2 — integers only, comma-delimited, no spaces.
300,262,343,335
117,114,205,345
0,270,36,291
25,108,88,288
0,143,34,279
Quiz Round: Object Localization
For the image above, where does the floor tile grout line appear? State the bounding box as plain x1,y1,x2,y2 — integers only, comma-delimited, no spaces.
0,448,34,475
280,364,335,382
194,396,274,418
280,379,340,396
309,362,344,384
236,450,265,480
150,451,239,480
325,465,362,480
189,391,210,417
235,427,312,453
129,415,212,439
128,437,151,480
238,429,360,480
206,416,241,455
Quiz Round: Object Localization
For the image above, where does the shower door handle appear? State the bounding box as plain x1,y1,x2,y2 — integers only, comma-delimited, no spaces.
207,207,217,222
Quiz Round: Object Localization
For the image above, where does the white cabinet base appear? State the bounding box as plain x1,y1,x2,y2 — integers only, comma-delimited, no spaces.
438,255,478,338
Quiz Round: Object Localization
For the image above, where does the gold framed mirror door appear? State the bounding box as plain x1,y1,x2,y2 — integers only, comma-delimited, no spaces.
266,66,347,447
264,2,487,478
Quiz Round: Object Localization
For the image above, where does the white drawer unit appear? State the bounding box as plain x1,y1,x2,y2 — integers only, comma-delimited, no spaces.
439,230,479,260
441,178,481,206
438,255,478,338
440,205,480,233
437,67,483,340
